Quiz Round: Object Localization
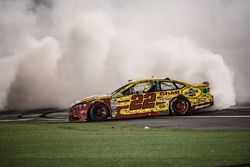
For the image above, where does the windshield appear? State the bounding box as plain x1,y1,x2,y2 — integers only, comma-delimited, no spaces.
111,83,130,95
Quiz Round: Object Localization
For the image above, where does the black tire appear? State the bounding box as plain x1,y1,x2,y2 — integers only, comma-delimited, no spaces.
169,96,191,116
89,103,109,121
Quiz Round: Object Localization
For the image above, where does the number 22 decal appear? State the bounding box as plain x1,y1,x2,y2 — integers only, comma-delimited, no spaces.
130,93,156,110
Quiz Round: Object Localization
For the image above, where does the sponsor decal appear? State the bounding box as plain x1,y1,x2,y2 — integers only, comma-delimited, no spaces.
159,104,166,108
156,98,169,108
111,111,117,117
159,98,170,103
160,90,180,96
183,88,201,97
110,99,118,111
195,103,211,109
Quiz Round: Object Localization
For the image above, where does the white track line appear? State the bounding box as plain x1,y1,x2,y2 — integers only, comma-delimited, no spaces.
0,118,68,122
0,118,34,121
187,116,250,118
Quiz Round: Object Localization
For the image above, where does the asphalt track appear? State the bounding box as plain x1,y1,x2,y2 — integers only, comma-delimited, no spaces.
0,106,250,130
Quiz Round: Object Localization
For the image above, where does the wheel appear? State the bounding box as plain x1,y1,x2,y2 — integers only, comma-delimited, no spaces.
89,103,109,121
169,96,191,116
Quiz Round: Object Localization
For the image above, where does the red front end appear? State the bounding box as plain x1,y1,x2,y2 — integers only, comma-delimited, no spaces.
69,103,91,122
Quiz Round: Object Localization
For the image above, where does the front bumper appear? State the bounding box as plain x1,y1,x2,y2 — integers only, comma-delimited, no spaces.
68,109,88,122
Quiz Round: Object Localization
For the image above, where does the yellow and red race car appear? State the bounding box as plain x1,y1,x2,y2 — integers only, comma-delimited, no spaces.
69,78,214,122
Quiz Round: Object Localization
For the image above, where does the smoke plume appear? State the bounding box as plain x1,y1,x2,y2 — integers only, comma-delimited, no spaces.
1,0,249,110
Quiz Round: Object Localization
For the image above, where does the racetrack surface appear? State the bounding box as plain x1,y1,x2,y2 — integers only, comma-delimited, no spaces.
1,106,250,130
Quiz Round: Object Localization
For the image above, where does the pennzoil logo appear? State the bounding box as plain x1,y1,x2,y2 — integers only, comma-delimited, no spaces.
183,88,201,97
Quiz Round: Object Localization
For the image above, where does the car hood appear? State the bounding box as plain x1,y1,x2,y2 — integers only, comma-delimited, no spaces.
71,94,111,107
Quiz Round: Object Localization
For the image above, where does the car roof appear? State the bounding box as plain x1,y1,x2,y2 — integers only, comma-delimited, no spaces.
128,78,173,83
128,78,187,84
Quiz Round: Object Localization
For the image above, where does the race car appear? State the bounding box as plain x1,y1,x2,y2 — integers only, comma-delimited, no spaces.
69,78,214,122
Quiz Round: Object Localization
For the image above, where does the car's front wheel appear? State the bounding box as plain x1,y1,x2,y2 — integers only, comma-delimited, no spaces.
169,96,191,116
89,103,109,121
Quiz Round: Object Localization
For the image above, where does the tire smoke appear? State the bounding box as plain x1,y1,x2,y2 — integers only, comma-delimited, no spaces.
2,0,247,110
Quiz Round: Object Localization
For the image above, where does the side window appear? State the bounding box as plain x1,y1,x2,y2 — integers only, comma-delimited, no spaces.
160,81,177,91
122,82,155,95
175,82,185,89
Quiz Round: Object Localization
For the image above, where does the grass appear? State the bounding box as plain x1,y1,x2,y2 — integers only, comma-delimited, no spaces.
0,123,250,167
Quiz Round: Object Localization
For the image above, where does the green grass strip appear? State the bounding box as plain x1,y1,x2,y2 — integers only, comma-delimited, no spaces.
0,123,250,167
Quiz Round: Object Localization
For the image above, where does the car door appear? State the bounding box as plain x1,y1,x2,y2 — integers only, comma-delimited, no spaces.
114,81,158,116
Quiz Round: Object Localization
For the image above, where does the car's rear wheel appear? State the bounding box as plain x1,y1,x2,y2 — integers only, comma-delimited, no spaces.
169,96,191,116
89,103,109,121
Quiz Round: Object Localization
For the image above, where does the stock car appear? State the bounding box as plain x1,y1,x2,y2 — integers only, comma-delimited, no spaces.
69,78,214,122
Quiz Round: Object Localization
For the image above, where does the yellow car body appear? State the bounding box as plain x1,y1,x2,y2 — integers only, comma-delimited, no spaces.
69,78,214,121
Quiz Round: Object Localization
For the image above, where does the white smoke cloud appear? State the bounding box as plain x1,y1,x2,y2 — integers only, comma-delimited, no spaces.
1,0,245,110
105,36,235,108
7,36,61,109
0,57,19,109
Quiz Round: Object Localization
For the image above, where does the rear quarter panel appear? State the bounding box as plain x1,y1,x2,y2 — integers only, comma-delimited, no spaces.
181,85,214,110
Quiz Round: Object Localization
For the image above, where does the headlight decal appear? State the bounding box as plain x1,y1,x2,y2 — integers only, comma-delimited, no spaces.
73,103,86,110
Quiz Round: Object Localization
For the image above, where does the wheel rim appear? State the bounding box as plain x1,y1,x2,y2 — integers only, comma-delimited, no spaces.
173,99,187,113
95,106,108,119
